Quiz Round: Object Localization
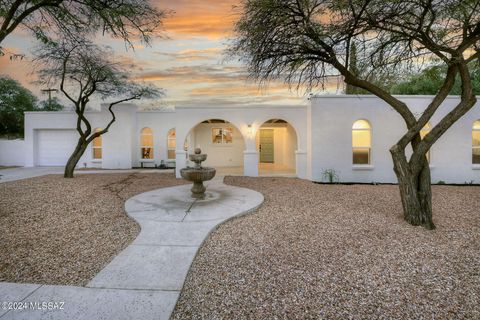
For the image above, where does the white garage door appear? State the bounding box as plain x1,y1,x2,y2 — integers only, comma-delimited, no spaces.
36,129,78,166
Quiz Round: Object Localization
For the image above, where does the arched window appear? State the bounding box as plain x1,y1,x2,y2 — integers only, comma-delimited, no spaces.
141,127,154,159
92,128,102,160
352,120,371,165
167,128,176,159
473,120,480,164
420,122,432,163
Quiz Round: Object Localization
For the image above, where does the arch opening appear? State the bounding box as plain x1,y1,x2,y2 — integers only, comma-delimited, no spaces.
167,128,176,160
473,120,480,164
183,119,245,175
140,127,154,160
257,118,298,176
352,119,371,165
92,128,102,160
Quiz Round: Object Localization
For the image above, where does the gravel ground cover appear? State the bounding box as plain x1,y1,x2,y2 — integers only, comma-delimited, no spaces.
173,177,480,319
0,172,185,286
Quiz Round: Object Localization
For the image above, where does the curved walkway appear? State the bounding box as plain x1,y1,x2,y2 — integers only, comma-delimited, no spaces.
0,178,263,320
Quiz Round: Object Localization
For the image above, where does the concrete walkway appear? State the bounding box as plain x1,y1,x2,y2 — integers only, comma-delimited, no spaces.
0,178,263,320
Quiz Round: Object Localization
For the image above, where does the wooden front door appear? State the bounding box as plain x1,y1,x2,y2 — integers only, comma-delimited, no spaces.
259,129,274,163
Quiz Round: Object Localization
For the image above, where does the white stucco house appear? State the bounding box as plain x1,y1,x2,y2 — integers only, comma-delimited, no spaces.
1,95,479,183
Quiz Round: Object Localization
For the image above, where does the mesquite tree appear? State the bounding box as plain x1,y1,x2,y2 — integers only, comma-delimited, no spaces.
36,41,161,178
0,0,165,53
230,0,480,229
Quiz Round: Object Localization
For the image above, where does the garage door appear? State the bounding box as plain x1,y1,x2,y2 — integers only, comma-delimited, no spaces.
36,129,78,166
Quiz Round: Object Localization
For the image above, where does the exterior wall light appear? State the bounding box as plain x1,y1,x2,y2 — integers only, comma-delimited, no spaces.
247,124,254,138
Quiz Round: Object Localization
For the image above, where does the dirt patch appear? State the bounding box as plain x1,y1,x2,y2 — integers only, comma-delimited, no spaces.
0,172,186,286
173,177,480,319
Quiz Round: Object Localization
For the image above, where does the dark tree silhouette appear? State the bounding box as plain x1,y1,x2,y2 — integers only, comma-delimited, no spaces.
230,0,480,229
0,0,165,54
36,41,161,178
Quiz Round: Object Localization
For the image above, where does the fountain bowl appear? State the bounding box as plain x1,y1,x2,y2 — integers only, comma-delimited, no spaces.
180,167,216,182
180,167,216,199
189,154,207,163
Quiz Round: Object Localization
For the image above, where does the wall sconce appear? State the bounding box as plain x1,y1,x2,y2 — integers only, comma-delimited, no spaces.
247,124,254,138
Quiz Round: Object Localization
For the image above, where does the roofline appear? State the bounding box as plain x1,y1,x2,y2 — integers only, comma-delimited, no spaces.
24,111,101,114
175,104,306,110
310,94,480,99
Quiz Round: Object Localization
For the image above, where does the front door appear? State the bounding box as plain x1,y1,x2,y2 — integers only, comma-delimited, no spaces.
259,129,274,163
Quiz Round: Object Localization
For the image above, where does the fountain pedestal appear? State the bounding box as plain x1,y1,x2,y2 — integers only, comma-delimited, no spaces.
180,148,216,199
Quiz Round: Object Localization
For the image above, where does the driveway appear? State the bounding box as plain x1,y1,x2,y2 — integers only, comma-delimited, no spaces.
0,167,63,183
0,167,175,183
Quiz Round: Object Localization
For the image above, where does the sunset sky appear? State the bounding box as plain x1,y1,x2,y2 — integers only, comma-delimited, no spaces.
0,0,340,109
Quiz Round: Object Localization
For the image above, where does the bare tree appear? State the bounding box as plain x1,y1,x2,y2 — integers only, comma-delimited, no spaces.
230,0,480,229
0,0,165,53
36,41,161,178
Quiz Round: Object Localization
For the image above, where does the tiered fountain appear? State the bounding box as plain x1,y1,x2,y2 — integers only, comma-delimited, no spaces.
180,148,216,199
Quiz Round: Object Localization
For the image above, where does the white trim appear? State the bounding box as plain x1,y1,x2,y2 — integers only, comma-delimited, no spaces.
352,165,374,171
472,164,480,170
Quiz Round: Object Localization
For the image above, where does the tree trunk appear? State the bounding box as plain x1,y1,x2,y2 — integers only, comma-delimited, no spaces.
391,146,435,230
64,138,88,178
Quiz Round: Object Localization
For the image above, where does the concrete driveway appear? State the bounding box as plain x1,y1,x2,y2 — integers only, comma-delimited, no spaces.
0,167,63,183
0,167,176,183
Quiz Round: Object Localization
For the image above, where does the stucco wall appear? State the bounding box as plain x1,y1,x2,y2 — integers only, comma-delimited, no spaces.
189,123,245,168
134,110,179,167
0,139,25,166
24,104,136,168
170,105,308,178
310,95,480,184
18,96,478,184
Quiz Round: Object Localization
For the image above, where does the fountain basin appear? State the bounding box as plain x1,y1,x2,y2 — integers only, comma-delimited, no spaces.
180,167,216,182
180,167,216,199
189,154,207,164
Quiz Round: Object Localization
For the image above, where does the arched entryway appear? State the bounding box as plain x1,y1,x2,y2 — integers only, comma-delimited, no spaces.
183,119,245,175
256,119,298,176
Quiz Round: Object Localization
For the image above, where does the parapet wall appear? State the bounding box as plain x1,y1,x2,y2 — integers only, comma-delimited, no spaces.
0,139,25,166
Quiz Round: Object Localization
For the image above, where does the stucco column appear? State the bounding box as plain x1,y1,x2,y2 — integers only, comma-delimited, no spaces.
243,150,259,176
295,150,308,179
175,150,187,178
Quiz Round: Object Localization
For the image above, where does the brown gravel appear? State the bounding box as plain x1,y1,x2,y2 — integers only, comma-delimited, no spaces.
0,172,186,286
172,177,480,319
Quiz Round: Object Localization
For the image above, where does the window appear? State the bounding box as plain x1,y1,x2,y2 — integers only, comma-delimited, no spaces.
473,120,480,164
420,122,432,163
92,128,102,160
167,128,176,159
212,127,233,144
352,120,371,165
140,127,154,159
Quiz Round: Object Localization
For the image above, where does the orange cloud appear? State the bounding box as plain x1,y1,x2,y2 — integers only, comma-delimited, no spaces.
133,65,247,83
154,47,223,61
190,83,290,97
154,0,240,39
